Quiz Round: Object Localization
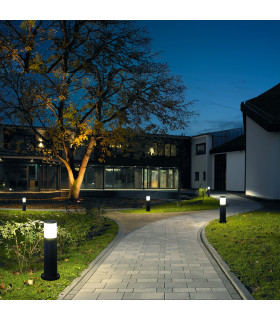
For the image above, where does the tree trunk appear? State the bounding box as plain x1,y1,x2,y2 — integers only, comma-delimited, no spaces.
66,136,96,200
69,176,84,200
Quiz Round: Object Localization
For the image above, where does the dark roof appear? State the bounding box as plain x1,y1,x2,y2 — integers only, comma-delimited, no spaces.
241,83,280,131
210,134,245,154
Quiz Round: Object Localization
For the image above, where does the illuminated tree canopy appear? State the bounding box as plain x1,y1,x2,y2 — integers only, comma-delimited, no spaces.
0,20,195,199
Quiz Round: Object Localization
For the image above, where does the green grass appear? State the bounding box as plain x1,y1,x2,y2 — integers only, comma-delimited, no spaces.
0,210,118,300
121,196,219,213
205,211,280,299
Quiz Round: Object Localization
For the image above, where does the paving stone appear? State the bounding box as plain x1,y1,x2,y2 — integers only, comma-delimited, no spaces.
73,292,100,300
165,293,191,300
123,293,164,300
190,292,233,300
97,292,124,300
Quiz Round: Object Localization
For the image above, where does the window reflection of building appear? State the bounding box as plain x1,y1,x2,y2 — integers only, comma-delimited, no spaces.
60,165,179,190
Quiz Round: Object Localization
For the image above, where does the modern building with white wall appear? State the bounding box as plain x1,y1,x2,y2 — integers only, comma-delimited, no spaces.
191,128,244,191
241,83,280,200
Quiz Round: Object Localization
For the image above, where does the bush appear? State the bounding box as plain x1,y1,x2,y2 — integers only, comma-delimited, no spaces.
0,219,73,273
64,207,105,245
197,187,208,200
0,219,44,273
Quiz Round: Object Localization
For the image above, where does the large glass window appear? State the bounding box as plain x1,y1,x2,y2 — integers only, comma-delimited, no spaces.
86,166,103,189
160,169,167,188
171,144,176,156
165,144,171,156
105,168,114,188
135,168,143,189
151,169,159,188
168,169,174,188
174,169,179,189
115,168,126,188
158,144,164,156
126,167,134,188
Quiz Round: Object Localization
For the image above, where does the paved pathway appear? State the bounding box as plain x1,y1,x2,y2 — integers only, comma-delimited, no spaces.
58,194,261,300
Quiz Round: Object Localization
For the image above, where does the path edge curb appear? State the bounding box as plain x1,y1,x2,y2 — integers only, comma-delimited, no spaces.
57,218,125,300
200,224,254,300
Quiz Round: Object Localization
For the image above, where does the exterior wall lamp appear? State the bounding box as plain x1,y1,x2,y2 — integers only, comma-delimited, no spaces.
41,220,60,281
146,195,150,212
219,196,226,223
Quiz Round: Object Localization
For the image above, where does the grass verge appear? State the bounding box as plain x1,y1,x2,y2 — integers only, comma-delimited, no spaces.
121,196,219,213
205,211,280,299
0,210,118,300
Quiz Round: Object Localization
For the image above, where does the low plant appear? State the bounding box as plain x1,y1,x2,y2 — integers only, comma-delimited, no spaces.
64,207,105,245
0,219,44,273
0,219,73,273
197,187,207,200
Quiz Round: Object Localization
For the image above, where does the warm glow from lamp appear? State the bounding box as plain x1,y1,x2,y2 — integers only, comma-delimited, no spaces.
44,220,57,239
220,196,226,206
146,196,150,201
22,197,26,203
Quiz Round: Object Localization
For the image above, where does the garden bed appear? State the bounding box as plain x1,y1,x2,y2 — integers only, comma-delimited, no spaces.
0,209,118,299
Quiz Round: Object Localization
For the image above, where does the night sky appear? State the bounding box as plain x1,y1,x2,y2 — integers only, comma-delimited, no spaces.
137,20,280,136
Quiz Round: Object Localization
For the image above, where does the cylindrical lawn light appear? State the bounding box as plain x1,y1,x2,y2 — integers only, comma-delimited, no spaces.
207,186,210,197
22,197,26,211
219,196,227,223
146,195,150,212
41,220,60,281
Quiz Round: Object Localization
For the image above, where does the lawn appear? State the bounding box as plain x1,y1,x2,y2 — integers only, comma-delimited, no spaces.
205,211,280,299
0,209,118,300
121,196,219,213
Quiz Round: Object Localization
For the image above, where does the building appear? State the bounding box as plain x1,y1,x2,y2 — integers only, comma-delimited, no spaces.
191,128,245,191
0,125,191,191
4,83,280,198
241,83,280,200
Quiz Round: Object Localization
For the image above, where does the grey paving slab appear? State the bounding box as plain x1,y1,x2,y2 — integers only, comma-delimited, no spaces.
58,194,261,300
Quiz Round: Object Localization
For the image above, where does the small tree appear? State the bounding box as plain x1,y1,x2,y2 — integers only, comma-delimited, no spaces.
0,20,196,199
198,187,208,201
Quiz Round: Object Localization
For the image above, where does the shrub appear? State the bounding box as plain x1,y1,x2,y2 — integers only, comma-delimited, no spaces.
64,207,105,245
0,219,44,273
198,187,208,200
0,219,73,273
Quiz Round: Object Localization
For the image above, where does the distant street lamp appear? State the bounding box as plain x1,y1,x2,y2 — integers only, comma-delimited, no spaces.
207,186,210,197
22,197,26,211
219,196,227,223
146,195,150,212
41,220,60,281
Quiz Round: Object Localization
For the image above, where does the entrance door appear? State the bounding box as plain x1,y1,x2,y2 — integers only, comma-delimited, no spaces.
214,154,226,191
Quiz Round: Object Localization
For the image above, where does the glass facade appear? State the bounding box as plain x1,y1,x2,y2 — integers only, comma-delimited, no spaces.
0,160,60,191
60,165,179,190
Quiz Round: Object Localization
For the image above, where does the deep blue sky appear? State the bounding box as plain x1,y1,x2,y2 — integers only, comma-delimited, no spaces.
137,20,280,136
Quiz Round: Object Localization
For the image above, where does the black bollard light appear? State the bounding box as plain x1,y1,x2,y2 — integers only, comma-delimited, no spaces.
219,196,227,223
41,220,60,281
22,197,26,211
146,195,150,212
207,186,210,197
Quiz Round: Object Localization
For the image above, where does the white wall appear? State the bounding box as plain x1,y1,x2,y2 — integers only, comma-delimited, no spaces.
191,135,210,189
226,151,245,191
246,116,280,199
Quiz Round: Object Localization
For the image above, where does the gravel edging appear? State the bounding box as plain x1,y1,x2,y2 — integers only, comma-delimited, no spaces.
200,224,254,300
57,218,125,300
